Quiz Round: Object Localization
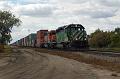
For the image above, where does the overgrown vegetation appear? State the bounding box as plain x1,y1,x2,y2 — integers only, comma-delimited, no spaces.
0,45,12,59
89,28,120,48
34,48,120,72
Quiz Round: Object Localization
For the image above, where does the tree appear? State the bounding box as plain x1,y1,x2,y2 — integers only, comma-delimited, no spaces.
0,10,21,45
89,29,111,48
89,28,120,48
90,29,102,37
115,28,120,35
110,28,120,47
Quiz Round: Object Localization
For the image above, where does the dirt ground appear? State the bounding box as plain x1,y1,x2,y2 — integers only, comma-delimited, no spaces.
0,48,120,79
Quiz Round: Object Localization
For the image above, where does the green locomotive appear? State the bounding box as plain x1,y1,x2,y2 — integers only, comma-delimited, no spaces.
56,24,88,48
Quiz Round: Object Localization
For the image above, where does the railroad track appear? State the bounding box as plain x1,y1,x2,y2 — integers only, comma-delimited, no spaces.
39,48,120,57
17,46,120,57
83,50,120,57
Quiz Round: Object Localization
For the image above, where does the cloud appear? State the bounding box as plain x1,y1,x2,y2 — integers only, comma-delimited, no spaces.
95,0,120,7
75,8,117,18
0,1,13,10
55,0,87,4
14,4,56,17
0,0,50,5
18,0,50,5
0,0,120,43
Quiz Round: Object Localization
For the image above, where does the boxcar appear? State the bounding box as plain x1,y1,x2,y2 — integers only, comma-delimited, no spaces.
47,30,56,48
28,33,36,47
44,31,48,48
24,37,27,46
36,30,48,47
21,38,24,46
24,36,29,47
18,39,22,46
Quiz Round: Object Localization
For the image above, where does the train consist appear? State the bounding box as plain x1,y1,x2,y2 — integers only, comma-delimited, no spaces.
12,24,89,49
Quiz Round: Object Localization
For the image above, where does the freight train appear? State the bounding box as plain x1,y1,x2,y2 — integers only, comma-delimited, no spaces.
12,24,89,49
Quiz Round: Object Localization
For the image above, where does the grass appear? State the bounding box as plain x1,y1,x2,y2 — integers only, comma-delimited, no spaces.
34,48,120,73
91,48,120,53
108,48,120,52
0,45,12,59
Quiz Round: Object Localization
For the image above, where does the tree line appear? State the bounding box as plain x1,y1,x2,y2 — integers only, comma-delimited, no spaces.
89,28,120,48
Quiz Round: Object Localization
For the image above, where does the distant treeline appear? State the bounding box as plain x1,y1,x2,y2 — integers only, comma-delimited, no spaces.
89,28,120,48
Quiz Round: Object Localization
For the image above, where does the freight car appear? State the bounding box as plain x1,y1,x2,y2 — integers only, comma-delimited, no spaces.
28,33,36,47
46,30,56,48
12,24,89,49
36,30,48,47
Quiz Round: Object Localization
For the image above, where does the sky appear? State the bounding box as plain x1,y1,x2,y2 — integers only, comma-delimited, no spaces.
0,0,120,43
